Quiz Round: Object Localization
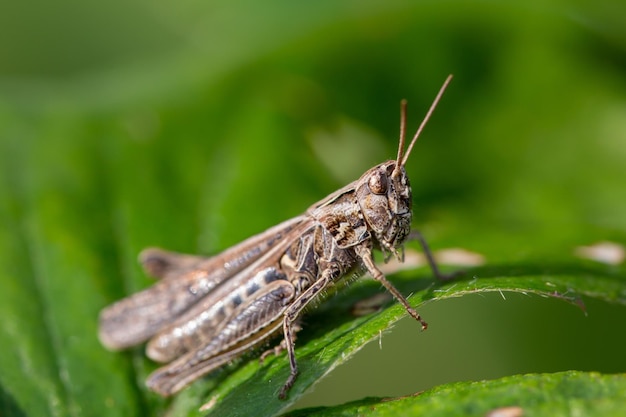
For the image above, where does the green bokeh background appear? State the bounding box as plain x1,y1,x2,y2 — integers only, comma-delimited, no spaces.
1,1,626,416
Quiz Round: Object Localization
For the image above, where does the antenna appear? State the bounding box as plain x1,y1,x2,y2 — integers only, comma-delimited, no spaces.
393,74,453,177
395,99,408,167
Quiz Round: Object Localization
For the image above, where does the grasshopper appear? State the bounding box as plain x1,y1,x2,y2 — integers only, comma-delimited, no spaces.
98,75,453,399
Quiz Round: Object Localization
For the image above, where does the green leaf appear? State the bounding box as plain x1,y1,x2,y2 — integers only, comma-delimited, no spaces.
288,371,626,417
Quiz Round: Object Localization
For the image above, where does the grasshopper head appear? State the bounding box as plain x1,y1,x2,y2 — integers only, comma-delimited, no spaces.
356,161,412,258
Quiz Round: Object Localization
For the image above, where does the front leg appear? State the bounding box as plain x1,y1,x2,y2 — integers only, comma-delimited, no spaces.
354,244,428,330
278,263,342,399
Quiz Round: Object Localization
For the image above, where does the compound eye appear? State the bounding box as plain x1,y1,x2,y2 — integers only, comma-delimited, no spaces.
368,171,388,194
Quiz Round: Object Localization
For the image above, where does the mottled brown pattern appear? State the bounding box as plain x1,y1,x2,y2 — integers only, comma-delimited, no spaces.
98,75,454,399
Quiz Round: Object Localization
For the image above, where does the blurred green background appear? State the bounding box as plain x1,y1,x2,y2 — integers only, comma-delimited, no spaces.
1,0,626,416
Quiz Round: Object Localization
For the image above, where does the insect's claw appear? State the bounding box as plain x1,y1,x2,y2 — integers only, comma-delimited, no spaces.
278,370,299,400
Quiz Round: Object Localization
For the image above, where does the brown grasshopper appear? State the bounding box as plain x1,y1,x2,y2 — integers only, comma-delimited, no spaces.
98,75,453,399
